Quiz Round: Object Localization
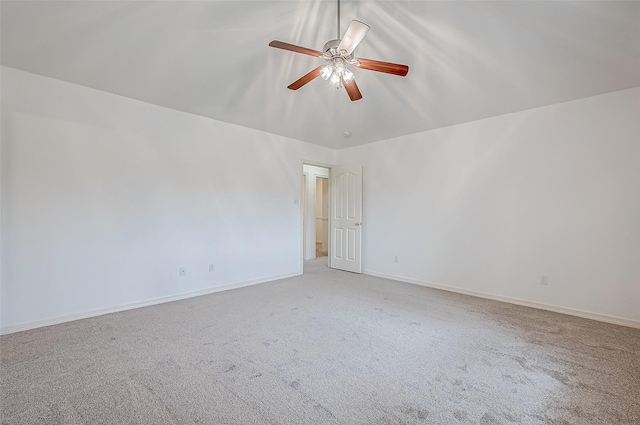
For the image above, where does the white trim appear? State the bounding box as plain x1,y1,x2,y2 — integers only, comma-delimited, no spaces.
363,270,640,329
0,272,299,335
301,170,309,263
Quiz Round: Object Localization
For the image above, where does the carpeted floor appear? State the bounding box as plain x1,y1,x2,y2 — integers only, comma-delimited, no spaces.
2,258,639,424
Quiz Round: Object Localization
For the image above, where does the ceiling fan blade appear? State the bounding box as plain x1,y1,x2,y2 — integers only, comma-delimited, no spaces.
355,58,409,77
337,20,370,56
269,40,323,58
343,78,363,101
288,66,324,90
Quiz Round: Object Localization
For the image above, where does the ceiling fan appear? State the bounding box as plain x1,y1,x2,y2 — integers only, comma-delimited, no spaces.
268,0,409,101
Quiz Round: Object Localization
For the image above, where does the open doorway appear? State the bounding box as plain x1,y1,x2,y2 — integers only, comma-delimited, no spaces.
302,164,330,271
315,176,329,257
301,163,363,274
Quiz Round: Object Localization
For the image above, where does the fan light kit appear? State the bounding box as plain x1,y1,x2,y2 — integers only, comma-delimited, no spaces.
319,41,358,90
269,0,409,101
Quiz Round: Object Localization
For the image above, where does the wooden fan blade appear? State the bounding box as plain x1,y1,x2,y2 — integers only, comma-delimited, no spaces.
343,78,363,101
337,20,370,56
288,66,324,90
269,40,323,58
355,58,409,76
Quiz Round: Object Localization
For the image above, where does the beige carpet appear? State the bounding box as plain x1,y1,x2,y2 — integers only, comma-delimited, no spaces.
2,258,639,424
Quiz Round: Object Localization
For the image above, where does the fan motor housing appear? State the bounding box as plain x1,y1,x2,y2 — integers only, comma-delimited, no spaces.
322,39,355,61
323,39,341,53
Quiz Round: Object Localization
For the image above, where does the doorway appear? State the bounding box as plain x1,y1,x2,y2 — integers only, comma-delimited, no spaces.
302,164,330,262
315,176,329,257
301,163,363,274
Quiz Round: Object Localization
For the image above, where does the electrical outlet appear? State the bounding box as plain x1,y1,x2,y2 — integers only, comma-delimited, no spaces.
179,267,186,277
540,274,548,285
209,263,215,272
394,255,399,263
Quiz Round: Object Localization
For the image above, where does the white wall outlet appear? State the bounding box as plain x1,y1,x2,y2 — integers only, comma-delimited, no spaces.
540,274,548,285
179,267,186,277
394,255,399,263
209,263,215,272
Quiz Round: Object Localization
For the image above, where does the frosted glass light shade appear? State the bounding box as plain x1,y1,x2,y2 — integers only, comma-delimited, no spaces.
320,65,332,80
343,69,355,83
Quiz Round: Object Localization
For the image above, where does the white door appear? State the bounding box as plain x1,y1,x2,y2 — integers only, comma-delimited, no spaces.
330,165,362,273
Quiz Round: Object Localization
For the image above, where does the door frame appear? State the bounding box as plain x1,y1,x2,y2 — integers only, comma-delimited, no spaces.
300,160,333,273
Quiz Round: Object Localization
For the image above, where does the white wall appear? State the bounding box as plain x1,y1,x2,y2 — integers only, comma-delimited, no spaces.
302,164,329,260
0,67,335,332
2,66,637,332
337,87,640,325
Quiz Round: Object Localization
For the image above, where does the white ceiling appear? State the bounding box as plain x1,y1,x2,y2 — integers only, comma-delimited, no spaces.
2,1,639,149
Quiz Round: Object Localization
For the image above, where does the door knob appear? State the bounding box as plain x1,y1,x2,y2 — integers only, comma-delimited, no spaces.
355,222,362,226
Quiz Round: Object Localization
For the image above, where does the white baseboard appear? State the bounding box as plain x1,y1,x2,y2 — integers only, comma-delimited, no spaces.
0,272,300,335
363,270,640,329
